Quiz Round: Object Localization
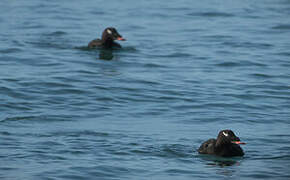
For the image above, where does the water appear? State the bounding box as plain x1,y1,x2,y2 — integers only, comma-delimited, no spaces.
1,0,290,179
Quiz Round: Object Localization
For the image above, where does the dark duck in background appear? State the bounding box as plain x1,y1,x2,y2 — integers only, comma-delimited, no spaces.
198,130,245,157
88,27,126,49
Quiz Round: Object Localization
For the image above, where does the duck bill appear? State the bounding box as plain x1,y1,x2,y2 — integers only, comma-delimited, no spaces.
231,141,246,145
117,37,126,41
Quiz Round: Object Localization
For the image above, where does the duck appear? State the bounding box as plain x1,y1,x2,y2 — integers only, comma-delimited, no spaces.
198,129,245,157
88,27,126,49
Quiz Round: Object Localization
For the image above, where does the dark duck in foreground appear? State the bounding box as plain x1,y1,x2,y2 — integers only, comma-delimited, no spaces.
88,27,126,49
198,130,245,157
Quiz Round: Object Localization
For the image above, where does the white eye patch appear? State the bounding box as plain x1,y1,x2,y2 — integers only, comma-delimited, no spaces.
223,132,229,137
107,29,112,34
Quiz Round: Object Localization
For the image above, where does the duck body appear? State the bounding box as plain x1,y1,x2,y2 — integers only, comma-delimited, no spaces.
88,38,121,48
198,130,245,157
88,27,125,49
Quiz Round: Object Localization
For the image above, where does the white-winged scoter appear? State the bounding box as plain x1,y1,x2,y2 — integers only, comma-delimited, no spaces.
88,27,126,49
198,129,245,157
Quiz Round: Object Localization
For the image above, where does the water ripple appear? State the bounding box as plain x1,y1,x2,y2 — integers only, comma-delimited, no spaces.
1,0,290,179
187,12,235,18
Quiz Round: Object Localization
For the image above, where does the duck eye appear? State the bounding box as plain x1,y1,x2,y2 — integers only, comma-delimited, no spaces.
222,132,229,137
107,29,112,34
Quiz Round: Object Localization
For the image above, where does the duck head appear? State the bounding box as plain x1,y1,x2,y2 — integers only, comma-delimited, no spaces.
102,27,126,42
216,129,246,147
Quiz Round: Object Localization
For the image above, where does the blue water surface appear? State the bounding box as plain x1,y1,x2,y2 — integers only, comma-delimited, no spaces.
1,0,290,179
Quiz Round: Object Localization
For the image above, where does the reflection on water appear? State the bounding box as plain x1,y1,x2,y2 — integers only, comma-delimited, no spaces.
200,155,243,177
75,46,114,60
99,49,114,60
200,154,242,167
206,160,239,167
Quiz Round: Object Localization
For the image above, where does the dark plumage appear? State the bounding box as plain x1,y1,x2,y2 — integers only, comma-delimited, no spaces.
88,27,126,49
198,130,245,157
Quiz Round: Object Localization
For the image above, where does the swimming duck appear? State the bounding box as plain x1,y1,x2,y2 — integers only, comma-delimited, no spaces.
198,129,245,157
88,27,126,48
